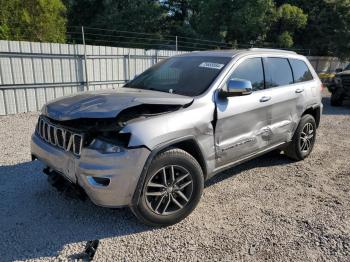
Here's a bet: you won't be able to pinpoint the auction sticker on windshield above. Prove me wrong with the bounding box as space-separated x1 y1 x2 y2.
199 62 225 70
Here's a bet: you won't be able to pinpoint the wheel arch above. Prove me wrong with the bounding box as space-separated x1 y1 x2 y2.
131 136 208 207
302 105 321 128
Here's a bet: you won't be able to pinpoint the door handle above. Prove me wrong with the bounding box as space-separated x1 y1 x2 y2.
295 88 304 93
260 96 271 102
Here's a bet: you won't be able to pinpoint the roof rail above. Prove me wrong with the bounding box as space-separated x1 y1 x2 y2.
249 48 297 54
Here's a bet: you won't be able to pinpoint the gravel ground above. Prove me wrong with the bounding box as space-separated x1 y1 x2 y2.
0 91 349 262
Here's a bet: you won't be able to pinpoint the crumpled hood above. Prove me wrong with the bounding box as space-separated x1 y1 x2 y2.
42 88 193 121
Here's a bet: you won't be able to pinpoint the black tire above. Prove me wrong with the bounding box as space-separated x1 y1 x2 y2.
130 148 204 226
284 114 317 161
331 92 343 106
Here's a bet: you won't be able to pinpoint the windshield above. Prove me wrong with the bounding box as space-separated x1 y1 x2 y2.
124 56 231 96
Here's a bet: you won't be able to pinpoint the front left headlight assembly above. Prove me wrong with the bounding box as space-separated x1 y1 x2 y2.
89 138 125 154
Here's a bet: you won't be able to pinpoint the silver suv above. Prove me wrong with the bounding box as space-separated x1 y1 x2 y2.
31 49 323 226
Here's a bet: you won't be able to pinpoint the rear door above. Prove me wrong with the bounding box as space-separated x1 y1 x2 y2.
215 57 272 166
289 58 315 111
262 57 302 145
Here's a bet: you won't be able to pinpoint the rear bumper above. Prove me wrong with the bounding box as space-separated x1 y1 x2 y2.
31 133 150 207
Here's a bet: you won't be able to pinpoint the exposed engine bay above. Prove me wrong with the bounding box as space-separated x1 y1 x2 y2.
42 104 183 148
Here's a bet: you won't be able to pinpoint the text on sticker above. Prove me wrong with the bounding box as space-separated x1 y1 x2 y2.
199 62 225 70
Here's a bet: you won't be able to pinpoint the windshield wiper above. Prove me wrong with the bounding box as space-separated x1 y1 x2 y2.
148 87 169 93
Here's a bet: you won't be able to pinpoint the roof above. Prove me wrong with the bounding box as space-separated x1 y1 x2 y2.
178 48 298 58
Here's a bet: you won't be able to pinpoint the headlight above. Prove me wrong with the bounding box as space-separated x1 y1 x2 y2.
89 139 125 153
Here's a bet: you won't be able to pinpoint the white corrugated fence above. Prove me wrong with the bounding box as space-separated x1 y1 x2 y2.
0 39 348 115
0 40 185 115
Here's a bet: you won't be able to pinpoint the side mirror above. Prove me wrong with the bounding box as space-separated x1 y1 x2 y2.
335 68 343 73
220 78 253 97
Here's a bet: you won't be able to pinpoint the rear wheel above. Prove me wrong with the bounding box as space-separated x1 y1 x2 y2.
284 114 316 161
131 148 204 226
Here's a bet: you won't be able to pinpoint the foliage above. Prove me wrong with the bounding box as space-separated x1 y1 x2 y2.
269 3 307 48
2 0 350 58
277 4 307 32
66 0 165 33
189 0 276 46
0 0 67 43
161 0 197 38
279 0 350 58
277 31 294 47
326 0 350 59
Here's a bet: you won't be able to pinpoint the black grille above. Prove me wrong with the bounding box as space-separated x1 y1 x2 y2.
44 123 49 141
36 117 83 156
341 75 350 90
56 129 64 148
74 135 82 155
65 131 72 148
49 126 55 144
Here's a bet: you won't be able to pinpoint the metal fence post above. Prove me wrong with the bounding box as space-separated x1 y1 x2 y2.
176 36 178 51
128 52 131 80
82 26 89 91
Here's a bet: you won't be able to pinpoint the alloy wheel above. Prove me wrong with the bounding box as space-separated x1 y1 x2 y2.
144 165 193 215
300 122 314 153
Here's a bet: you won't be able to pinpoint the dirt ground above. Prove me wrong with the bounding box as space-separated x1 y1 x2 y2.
0 91 349 262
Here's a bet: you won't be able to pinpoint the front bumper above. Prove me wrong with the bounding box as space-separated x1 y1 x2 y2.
31 133 150 207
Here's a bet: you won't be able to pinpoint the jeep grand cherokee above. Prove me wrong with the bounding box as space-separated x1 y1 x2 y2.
31 49 323 226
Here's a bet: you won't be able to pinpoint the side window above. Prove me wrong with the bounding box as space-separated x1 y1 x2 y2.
229 58 265 91
289 59 314 83
264 58 294 88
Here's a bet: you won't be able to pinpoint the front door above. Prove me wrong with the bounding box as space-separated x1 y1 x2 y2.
215 57 272 166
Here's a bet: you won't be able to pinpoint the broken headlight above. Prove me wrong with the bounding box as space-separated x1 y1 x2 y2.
89 138 125 154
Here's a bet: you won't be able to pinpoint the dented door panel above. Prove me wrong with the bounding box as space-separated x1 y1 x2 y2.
267 86 299 145
215 91 271 166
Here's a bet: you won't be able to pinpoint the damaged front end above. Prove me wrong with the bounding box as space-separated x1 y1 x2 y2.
38 88 193 152
31 90 191 207
38 103 183 154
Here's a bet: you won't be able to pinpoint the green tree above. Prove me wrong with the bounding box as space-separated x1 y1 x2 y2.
326 0 350 59
0 0 67 43
161 0 197 38
66 0 165 33
190 0 276 46
277 31 294 47
269 4 307 48
65 0 167 47
278 0 350 58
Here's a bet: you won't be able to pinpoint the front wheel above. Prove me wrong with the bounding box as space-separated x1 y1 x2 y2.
284 114 317 161
131 148 204 226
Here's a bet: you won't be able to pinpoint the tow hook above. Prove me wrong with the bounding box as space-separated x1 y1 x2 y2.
43 167 87 200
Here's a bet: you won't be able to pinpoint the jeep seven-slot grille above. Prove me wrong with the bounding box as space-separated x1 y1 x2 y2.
36 117 84 156
341 75 350 90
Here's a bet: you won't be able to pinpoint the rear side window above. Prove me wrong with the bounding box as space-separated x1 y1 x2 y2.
229 58 265 91
264 58 294 88
289 59 313 83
